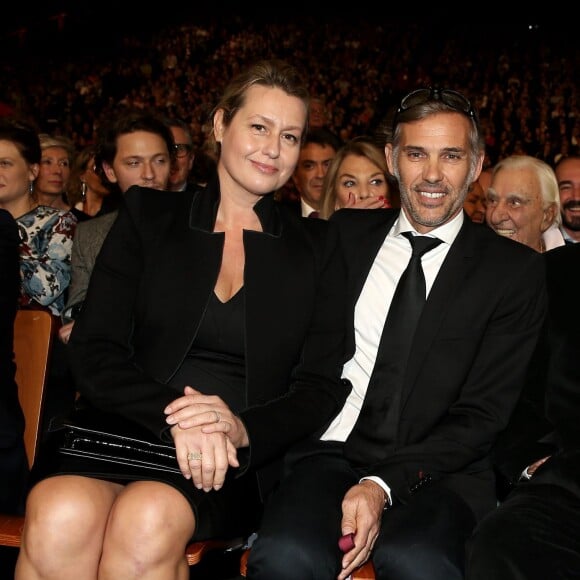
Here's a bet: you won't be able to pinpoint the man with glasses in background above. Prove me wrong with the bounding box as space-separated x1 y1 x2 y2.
247 88 547 580
165 116 196 192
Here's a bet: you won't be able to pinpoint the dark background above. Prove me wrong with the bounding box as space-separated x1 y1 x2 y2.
0 5 566 60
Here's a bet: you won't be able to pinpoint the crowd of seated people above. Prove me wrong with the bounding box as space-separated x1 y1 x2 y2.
0 17 577 169
1 15 579 580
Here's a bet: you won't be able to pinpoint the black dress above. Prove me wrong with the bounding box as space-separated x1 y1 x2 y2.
32 287 263 541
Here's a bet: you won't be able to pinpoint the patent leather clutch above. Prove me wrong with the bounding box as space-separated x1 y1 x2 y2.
54 408 181 474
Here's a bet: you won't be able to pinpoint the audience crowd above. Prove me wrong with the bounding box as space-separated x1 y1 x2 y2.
1 13 579 580
0 17 578 168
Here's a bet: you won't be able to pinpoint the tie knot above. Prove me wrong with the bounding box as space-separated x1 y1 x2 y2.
402 232 443 257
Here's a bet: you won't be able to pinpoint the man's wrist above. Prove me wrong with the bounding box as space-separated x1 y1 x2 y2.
360 476 392 509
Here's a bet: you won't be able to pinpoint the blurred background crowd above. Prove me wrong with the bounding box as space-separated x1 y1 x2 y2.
1 10 578 170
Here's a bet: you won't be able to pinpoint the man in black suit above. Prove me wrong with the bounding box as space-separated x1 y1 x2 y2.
466 242 580 580
247 88 547 580
277 127 342 217
0 208 28 515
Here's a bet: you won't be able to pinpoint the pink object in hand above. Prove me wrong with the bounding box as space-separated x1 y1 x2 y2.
338 533 355 553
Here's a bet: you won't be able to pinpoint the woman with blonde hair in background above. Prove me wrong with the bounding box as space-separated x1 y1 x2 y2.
0 119 77 316
32 133 76 211
319 136 397 219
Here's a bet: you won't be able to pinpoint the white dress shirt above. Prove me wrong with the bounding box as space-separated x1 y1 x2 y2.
300 198 318 218
320 209 464 499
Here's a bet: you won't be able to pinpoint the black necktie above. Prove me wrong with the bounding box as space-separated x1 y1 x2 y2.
309 211 320 219
344 232 443 465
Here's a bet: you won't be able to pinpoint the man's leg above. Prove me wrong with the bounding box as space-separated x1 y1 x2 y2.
466 484 580 580
372 485 476 580
248 443 357 580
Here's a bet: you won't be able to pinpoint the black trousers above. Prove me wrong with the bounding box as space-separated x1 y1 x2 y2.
247 442 476 580
466 483 580 580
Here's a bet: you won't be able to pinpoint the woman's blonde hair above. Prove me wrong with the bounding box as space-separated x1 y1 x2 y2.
207 59 310 158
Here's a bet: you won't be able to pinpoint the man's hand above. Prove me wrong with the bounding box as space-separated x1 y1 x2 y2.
337 480 385 580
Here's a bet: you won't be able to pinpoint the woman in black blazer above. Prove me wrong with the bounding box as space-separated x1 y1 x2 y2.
18 60 350 579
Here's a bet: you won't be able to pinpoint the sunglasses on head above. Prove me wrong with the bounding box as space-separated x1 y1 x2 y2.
392 87 477 132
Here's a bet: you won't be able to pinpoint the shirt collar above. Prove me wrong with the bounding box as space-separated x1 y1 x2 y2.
393 208 464 246
300 198 317 218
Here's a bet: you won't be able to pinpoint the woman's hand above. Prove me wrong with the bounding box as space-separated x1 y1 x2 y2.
341 192 389 210
172 423 238 492
58 321 75 344
165 386 249 448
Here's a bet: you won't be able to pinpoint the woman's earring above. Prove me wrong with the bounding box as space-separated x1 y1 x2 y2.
29 181 34 194
81 181 87 200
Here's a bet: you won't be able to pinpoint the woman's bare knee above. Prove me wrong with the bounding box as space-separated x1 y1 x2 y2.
17 476 121 578
101 482 195 572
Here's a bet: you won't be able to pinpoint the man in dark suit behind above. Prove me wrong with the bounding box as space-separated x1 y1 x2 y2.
466 242 580 580
247 88 547 580
0 208 28 515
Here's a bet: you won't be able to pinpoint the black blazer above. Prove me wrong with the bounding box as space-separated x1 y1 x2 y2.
331 208 547 520
0 208 29 514
491 246 577 494
68 179 351 495
523 243 580 498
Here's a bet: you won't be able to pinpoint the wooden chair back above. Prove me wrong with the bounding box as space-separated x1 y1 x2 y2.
13 309 54 467
0 309 54 549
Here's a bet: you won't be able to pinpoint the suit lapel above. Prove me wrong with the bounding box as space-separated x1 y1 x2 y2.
339 210 398 355
156 188 223 335
348 211 398 309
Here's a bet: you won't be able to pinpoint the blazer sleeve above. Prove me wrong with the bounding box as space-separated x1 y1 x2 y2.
67 194 179 438
239 218 351 469
491 323 557 486
63 221 90 316
545 245 580 450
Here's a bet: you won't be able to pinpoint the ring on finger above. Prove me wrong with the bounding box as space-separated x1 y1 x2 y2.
214 410 221 423
187 451 202 462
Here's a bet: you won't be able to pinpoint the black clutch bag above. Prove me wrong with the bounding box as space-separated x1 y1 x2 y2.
53 408 181 475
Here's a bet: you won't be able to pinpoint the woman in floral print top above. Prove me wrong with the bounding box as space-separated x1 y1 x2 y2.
17 205 77 315
0 118 77 316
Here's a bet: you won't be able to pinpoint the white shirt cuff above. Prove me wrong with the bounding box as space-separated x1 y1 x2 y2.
360 476 392 508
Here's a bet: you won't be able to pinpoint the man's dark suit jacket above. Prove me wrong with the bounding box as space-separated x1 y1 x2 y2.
67 179 351 498
512 243 580 498
64 210 118 316
330 208 547 521
492 244 578 496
